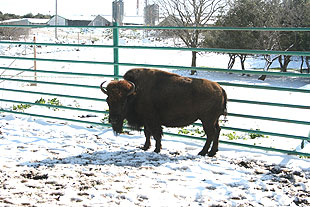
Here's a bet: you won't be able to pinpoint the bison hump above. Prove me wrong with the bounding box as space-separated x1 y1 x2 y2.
176 76 192 83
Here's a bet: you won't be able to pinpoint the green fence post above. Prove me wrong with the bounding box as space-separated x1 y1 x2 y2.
113 22 119 80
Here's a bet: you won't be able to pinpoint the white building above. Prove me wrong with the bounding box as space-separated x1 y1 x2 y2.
89 15 111 26
47 15 68 26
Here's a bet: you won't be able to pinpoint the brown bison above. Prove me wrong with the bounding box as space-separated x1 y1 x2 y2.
100 68 227 157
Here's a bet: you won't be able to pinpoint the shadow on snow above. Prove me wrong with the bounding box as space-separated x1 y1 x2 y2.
20 148 200 168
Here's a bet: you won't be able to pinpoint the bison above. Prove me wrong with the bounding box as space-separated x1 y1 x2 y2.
100 68 227 157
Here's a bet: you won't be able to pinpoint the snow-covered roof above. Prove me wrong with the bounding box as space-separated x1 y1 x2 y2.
97 15 144 25
0 18 49 25
0 18 28 24
26 18 49 24
65 15 96 21
123 16 144 25
0 15 144 26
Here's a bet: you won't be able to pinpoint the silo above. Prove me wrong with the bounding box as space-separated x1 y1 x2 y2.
113 0 124 25
144 3 159 26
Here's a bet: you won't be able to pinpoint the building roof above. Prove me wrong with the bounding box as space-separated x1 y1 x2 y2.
0 18 27 24
0 18 49 25
65 15 95 21
0 15 145 26
123 16 144 25
98 15 144 25
27 18 49 24
49 15 68 20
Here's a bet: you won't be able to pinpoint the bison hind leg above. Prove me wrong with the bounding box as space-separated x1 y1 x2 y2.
198 119 221 157
145 124 163 153
207 123 221 157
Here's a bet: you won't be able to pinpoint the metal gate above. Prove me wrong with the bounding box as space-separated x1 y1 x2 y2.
0 24 309 156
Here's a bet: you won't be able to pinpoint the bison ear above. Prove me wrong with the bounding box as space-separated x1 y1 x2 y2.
100 81 107 94
127 81 135 96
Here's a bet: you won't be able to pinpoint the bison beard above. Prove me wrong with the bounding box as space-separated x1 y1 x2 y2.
100 68 227 157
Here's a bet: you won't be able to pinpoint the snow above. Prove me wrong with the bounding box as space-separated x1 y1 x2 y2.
0 28 309 206
0 115 309 206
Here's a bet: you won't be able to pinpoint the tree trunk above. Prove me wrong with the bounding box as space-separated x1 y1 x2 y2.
259 55 271 81
228 54 236 69
238 54 247 70
191 51 197 75
300 56 304 73
278 55 283 71
283 55 291 72
258 75 266 81
278 55 291 72
259 54 280 81
306 56 310 73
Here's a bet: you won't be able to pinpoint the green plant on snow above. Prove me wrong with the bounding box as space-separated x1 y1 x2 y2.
12 104 31 112
178 128 190 135
299 155 310 159
48 98 61 106
222 131 243 140
100 110 110 124
35 97 62 111
35 98 46 104
248 129 267 139
178 125 205 136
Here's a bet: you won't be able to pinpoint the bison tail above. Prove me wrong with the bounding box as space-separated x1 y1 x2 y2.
222 88 228 118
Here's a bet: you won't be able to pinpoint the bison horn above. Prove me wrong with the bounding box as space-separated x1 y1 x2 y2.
100 81 107 94
127 81 135 96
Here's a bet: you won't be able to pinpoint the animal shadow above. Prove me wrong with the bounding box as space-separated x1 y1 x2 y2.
21 149 199 168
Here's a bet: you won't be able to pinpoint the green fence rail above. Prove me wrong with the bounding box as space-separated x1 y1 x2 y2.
0 24 309 157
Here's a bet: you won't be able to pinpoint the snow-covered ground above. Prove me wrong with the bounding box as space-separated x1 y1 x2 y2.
0 114 309 207
0 28 309 206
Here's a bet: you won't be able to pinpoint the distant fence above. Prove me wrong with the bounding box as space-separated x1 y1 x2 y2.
0 23 309 157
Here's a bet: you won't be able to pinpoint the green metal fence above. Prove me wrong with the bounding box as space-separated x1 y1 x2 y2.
0 24 309 157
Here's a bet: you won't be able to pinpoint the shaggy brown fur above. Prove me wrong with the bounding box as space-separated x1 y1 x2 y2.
101 68 227 157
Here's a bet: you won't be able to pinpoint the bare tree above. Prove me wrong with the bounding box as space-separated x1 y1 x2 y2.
156 0 227 74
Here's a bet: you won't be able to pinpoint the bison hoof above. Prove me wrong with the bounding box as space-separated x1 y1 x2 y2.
198 151 207 156
207 151 217 157
139 145 150 151
154 148 161 153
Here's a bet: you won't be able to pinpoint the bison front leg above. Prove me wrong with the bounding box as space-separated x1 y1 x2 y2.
140 127 151 151
153 135 162 153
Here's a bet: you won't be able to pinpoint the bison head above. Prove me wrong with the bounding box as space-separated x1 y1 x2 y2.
100 80 135 134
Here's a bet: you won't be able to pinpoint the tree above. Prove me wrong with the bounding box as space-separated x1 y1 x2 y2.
28 13 52 19
256 0 284 79
0 12 20 21
156 0 227 74
210 0 310 79
23 13 34 18
281 0 310 73
211 0 275 71
263 0 310 73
